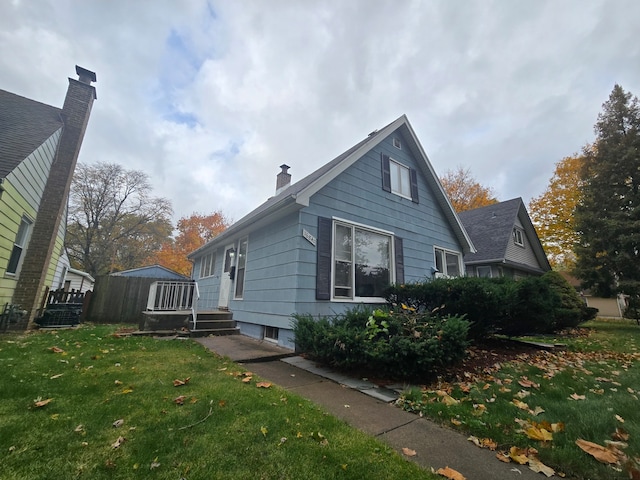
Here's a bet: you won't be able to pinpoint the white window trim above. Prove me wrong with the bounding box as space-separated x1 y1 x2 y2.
433 246 464 277
331 219 395 302
5 215 33 277
264 326 279 343
199 252 216 278
393 137 402 149
389 159 412 200
477 266 492 278
513 227 525 247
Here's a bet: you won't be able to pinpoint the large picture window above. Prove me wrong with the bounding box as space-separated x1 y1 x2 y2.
333 221 392 299
6 217 32 275
434 247 462 277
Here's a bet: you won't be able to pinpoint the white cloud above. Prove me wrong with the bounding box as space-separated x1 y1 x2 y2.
1 0 639 224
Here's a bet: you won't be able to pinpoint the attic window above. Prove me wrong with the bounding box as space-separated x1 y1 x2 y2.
393 137 402 149
513 227 524 247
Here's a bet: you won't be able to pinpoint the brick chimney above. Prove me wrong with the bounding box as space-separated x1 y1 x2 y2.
276 164 291 195
13 66 97 329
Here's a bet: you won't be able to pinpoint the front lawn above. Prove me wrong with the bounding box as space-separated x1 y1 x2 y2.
398 320 640 479
0 325 434 479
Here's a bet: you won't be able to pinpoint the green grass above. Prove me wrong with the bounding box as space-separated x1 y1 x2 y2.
399 320 640 480
0 325 435 480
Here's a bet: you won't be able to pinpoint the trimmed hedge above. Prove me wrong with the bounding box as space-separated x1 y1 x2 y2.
386 273 592 338
292 306 469 380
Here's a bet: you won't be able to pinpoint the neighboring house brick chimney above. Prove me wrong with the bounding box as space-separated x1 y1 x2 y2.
13 66 96 329
276 164 291 195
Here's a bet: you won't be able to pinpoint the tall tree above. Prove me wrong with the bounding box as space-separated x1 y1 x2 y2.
574 85 640 300
66 162 173 276
529 153 585 269
440 166 498 212
151 211 230 276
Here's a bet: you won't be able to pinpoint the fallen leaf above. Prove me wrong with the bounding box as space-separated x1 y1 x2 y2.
242 376 252 383
111 436 126 449
435 466 465 480
509 446 529 465
113 419 124 428
256 382 272 388
49 346 65 353
402 447 417 457
121 387 133 394
529 457 555 477
33 398 52 408
575 439 620 464
218 400 226 408
525 426 553 442
74 424 85 433
612 427 629 442
173 377 191 387
451 418 462 426
50 373 63 379
260 426 268 437
441 394 459 406
114 380 122 385
174 395 186 405
569 393 586 401
150 457 160 469
496 452 511 463
518 378 539 389
615 414 625 423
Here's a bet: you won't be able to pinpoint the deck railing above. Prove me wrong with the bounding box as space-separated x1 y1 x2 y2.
147 281 197 311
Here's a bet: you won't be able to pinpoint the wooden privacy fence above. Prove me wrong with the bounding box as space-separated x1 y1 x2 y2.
86 275 161 325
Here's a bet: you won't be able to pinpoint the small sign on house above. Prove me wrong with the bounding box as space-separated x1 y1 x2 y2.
302 229 316 246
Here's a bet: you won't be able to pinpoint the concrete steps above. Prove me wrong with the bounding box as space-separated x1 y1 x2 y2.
189 310 239 337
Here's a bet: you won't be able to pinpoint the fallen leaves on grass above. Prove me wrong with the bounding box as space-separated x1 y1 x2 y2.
256 381 272 388
435 466 465 480
575 439 619 464
49 346 65 353
111 436 126 449
260 426 268 437
33 397 52 408
112 419 124 428
173 395 186 405
173 377 190 387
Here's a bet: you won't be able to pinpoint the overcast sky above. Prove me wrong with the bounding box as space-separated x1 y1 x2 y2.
2 1 639 224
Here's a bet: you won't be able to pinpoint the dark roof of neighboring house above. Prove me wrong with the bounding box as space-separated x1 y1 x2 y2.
458 197 551 271
189 115 475 258
110 265 190 280
0 89 63 178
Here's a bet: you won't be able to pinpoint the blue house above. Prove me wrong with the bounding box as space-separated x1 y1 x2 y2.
188 115 475 349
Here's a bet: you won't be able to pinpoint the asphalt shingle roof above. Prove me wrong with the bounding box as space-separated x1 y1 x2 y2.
457 198 523 263
0 89 62 178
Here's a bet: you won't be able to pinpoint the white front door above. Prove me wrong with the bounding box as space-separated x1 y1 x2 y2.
218 244 235 309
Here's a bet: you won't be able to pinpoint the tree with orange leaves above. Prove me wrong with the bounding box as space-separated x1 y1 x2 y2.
528 153 585 270
440 166 498 213
151 211 230 276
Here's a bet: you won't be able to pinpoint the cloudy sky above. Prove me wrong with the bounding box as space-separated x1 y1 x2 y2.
2 1 639 224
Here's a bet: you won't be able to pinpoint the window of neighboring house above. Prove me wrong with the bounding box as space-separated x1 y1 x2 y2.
333 221 393 299
264 326 279 342
6 217 32 275
513 227 524 247
434 247 462 277
477 266 492 278
199 252 216 278
234 237 248 298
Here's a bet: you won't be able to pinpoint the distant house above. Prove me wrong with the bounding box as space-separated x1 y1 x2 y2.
64 268 95 294
188 115 475 349
458 197 551 278
0 66 97 328
111 265 190 281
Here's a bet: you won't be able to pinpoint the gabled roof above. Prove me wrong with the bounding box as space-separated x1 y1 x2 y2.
110 264 190 280
0 89 63 178
458 197 551 272
190 115 475 258
67 267 96 284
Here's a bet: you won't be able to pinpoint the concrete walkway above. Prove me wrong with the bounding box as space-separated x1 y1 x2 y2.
195 335 546 480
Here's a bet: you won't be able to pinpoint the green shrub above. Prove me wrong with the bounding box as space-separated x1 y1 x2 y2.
543 270 591 327
292 307 470 381
500 276 559 335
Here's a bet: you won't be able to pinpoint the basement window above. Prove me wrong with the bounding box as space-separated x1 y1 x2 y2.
264 326 279 342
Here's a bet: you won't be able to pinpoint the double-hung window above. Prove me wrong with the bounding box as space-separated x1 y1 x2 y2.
434 247 462 277
199 252 215 278
333 221 393 299
390 160 411 198
6 217 32 275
